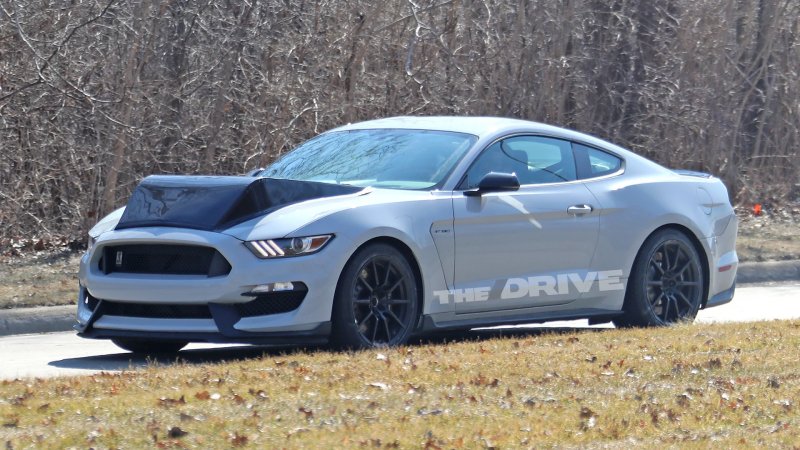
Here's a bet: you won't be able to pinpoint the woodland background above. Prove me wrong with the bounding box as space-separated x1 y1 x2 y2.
0 0 798 240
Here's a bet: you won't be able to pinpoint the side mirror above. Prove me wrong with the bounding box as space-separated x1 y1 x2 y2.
464 172 520 197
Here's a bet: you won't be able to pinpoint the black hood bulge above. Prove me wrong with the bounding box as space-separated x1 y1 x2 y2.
115 175 363 231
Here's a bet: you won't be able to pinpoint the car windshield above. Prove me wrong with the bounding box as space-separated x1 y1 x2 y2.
261 129 477 190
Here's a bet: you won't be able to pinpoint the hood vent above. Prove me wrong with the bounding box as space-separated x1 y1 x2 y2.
115 175 363 231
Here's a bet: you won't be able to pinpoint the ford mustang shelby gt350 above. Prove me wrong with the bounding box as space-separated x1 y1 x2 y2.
76 116 738 352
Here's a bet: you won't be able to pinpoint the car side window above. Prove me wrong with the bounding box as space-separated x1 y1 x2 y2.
573 143 622 179
463 136 577 188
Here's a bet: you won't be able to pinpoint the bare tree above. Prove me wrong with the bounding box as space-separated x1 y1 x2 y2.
0 0 798 241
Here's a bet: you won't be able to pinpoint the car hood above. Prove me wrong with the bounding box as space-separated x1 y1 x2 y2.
91 175 433 241
221 186 433 241
113 175 364 232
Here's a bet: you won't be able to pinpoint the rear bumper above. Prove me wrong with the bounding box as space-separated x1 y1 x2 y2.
705 209 738 308
704 282 735 308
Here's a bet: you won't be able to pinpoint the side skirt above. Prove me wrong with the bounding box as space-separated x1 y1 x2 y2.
419 308 623 332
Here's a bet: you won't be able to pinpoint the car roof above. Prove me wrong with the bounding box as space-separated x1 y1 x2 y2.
327 116 672 179
331 116 567 138
329 116 639 157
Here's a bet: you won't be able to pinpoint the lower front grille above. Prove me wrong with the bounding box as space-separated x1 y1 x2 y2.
235 290 307 317
101 300 212 319
100 244 231 277
88 290 306 322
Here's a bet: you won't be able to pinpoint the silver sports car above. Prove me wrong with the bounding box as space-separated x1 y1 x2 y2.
76 116 738 352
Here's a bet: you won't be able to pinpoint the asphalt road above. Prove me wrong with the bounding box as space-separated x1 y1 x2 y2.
1 282 798 380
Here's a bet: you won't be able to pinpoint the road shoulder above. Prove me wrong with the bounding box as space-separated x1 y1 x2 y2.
0 305 75 336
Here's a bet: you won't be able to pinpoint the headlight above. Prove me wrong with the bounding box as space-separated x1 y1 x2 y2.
245 235 333 259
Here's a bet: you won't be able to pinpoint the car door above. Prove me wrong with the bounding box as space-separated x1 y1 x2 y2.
452 135 600 314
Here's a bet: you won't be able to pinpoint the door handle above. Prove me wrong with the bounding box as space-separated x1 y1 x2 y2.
567 204 593 215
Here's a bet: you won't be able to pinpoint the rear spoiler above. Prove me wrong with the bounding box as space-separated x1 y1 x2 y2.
116 175 363 231
673 169 712 179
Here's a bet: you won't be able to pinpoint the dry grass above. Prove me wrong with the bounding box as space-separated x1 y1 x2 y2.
737 213 800 262
2 321 800 448
0 251 79 309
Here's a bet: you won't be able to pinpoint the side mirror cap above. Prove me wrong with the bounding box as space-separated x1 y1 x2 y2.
463 172 520 196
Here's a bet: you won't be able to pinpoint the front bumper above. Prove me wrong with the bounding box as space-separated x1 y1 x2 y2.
76 321 331 345
77 227 349 342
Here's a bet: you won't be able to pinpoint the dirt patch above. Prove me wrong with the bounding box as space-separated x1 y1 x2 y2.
736 206 800 262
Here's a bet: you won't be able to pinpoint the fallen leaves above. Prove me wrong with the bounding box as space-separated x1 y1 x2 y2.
167 426 188 438
287 427 310 438
179 413 199 422
2 415 19 428
417 408 444 416
470 374 499 387
9 390 33 407
229 432 248 447
157 396 185 408
767 375 781 389
298 407 313 419
773 399 792 412
2 320 800 448
248 388 268 399
579 406 597 430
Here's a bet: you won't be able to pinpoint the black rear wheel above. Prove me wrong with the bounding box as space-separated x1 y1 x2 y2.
112 338 188 354
614 229 704 327
331 243 419 349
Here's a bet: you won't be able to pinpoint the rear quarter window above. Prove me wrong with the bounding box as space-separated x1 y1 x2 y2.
573 143 622 179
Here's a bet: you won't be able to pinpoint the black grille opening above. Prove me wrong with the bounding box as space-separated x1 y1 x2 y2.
100 244 231 277
235 290 307 317
85 293 100 311
101 300 212 319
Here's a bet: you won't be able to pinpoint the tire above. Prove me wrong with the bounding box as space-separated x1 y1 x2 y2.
614 229 705 328
112 338 188 354
331 243 420 349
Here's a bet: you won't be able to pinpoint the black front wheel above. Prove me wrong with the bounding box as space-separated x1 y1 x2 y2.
112 338 188 354
614 229 705 327
331 243 419 349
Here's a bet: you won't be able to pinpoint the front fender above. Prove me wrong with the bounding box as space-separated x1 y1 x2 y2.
289 199 455 317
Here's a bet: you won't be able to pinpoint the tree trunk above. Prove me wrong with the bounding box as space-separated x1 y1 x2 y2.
101 1 153 215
